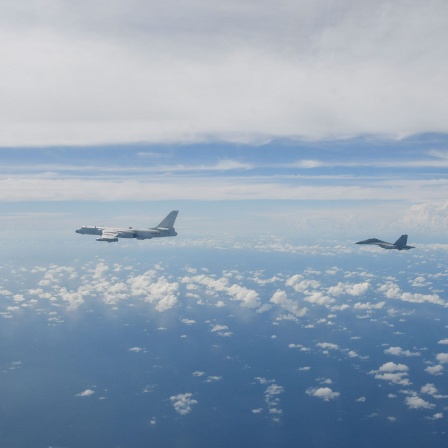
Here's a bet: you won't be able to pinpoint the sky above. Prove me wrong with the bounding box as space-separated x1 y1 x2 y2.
1 0 448 145
2 4 448 446
1 0 448 242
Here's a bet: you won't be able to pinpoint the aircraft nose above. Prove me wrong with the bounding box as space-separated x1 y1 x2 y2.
75 229 81 234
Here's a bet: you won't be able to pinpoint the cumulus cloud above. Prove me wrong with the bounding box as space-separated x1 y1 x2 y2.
400 202 448 234
384 346 420 357
182 274 260 308
427 412 444 420
425 365 444 376
306 387 340 401
328 281 370 297
210 324 232 337
378 282 445 307
316 342 339 350
405 396 435 410
354 301 385 310
419 383 446 398
379 362 409 372
435 353 448 364
128 273 179 311
270 290 307 317
128 347 144 353
370 362 411 386
170 393 198 415
76 389 95 397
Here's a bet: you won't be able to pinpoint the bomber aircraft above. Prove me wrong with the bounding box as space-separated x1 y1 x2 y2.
76 210 178 243
355 234 414 251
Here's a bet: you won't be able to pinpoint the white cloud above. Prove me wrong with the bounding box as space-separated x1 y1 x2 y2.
438 339 448 345
354 301 385 310
182 273 260 308
1 1 448 147
427 412 444 420
76 389 95 397
400 202 448 233
420 383 438 396
128 273 179 312
316 342 339 350
328 282 370 297
170 393 198 415
270 290 307 317
378 282 445 307
181 318 196 325
425 365 444 376
436 353 448 364
384 346 420 357
210 323 232 337
378 362 409 372
128 347 144 353
205 376 222 383
370 362 411 386
405 396 435 410
306 387 340 401
286 275 321 293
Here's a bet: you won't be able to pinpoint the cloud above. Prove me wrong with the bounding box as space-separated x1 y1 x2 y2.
404 396 435 410
378 282 446 307
384 346 420 357
1 1 448 146
435 353 448 364
316 342 339 350
170 393 198 415
419 383 447 398
306 387 340 401
128 347 144 353
210 324 232 337
354 301 385 310
427 412 444 420
400 202 448 232
204 376 222 383
270 290 307 317
378 362 409 372
328 282 370 297
425 365 444 376
76 389 95 397
182 274 260 308
128 273 179 312
370 362 411 386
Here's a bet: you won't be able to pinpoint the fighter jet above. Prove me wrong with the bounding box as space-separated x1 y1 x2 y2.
75 210 178 243
355 234 414 251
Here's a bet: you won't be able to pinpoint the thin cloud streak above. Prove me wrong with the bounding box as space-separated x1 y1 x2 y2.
2 177 448 202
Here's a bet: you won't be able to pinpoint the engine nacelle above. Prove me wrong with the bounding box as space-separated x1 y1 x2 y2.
96 237 118 242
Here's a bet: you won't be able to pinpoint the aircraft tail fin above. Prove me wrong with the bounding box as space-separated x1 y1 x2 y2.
156 210 179 229
394 234 408 246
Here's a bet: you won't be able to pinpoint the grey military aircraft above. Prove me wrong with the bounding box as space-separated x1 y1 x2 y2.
355 234 414 251
75 210 178 242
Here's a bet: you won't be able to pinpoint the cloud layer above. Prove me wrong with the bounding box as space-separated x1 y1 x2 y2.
1 0 448 145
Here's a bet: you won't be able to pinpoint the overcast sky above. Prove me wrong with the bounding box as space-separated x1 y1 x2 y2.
1 1 448 241
1 0 448 146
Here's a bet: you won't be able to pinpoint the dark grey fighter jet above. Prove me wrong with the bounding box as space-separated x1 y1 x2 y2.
355 234 414 251
76 210 178 243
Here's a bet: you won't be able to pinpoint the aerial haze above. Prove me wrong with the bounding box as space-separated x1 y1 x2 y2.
1 1 448 447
